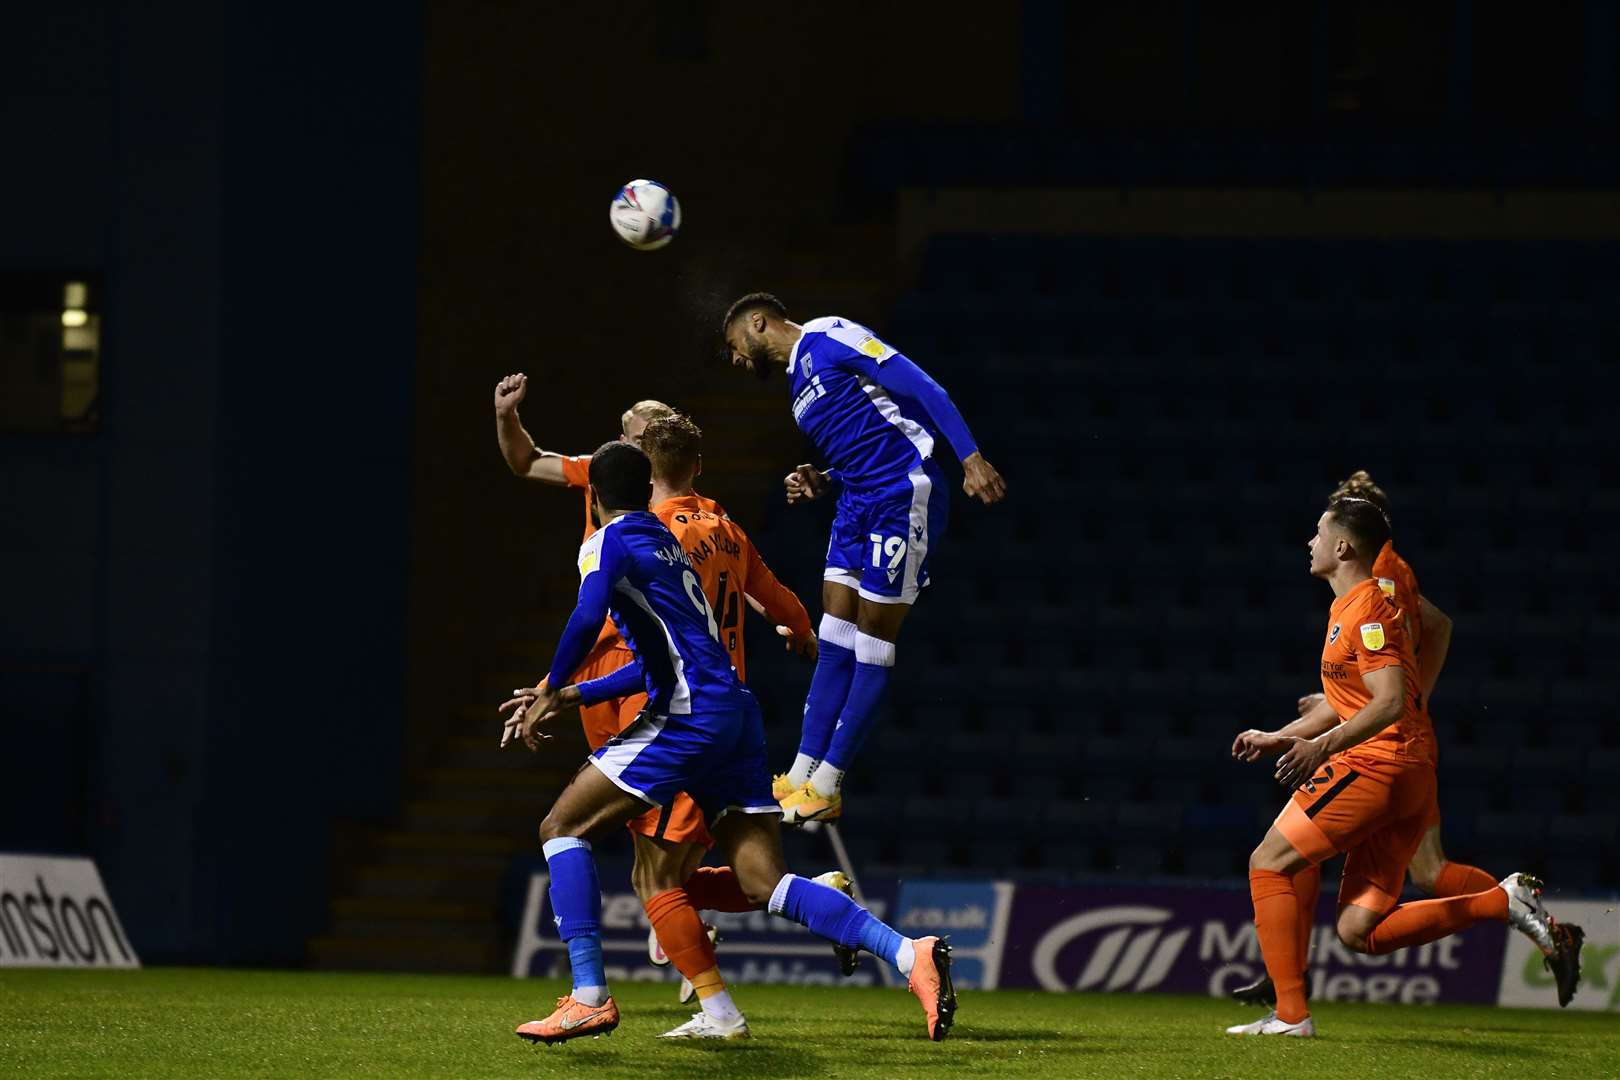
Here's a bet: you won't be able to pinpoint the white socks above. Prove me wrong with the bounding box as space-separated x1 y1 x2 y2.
809 760 845 795
572 985 607 1007
895 939 916 976
788 752 818 786
699 989 743 1024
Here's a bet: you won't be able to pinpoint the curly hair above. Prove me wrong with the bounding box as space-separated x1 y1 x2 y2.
721 291 788 333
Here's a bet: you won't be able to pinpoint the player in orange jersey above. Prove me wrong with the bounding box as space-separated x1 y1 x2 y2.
1225 498 1579 1036
494 381 833 1037
1230 472 1584 1009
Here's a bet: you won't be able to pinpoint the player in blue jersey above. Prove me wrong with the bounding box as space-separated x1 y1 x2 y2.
722 293 1006 823
500 441 957 1045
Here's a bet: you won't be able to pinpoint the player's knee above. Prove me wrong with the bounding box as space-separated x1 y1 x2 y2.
537 810 575 846
1408 860 1440 896
1336 925 1372 953
1248 845 1282 873
630 861 683 902
731 863 784 908
1335 912 1374 953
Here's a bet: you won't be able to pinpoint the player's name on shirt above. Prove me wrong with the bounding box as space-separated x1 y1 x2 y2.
685 530 740 569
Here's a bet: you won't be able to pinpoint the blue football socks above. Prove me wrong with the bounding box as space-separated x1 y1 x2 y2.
543 837 607 1003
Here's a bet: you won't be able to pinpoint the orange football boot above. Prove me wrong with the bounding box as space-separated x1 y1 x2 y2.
906 936 957 1041
514 996 620 1045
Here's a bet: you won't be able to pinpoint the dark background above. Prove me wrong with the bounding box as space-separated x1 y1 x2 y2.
3 1 1615 970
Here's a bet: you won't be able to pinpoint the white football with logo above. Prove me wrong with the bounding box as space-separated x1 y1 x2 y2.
609 179 681 250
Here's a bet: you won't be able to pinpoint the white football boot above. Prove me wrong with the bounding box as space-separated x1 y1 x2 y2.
647 924 670 968
657 1011 751 1040
1500 873 1557 955
1225 1011 1316 1037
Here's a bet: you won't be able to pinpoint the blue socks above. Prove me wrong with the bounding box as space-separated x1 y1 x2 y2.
769 874 909 974
543 837 606 1000
795 615 858 766
821 633 896 774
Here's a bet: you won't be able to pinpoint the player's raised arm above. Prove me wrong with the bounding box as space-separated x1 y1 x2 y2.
494 373 572 484
830 337 1006 505
1416 595 1453 705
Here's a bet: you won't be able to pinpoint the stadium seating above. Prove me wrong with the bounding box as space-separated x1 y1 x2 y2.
754 235 1619 893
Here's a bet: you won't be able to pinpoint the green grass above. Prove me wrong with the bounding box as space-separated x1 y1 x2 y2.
1 969 1615 1079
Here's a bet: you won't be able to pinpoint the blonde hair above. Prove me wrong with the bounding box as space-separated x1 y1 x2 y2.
621 399 675 435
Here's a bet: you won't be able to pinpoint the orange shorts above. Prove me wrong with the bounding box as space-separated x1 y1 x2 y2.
1273 753 1436 915
627 792 714 848
571 648 712 849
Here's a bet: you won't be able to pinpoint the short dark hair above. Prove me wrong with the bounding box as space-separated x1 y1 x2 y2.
641 413 702 483
1331 469 1392 522
1325 495 1392 559
721 291 787 333
588 441 652 512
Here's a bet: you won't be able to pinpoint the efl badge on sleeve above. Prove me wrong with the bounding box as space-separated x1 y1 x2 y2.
856 335 890 361
578 550 598 579
1359 622 1386 650
1378 577 1396 598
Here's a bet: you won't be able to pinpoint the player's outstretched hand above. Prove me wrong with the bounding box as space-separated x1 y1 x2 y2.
961 452 1006 506
1296 692 1325 717
1231 728 1288 762
495 373 528 417
1274 736 1329 790
784 464 830 504
498 683 542 749
777 624 819 661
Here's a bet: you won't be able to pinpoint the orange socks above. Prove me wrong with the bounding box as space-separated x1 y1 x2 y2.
1363 887 1507 955
682 866 757 912
1292 863 1320 974
1249 868 1309 1023
643 888 719 982
1432 860 1497 898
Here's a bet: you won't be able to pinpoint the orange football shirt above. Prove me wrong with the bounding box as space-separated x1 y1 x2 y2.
1320 577 1433 767
1371 540 1424 652
654 494 812 683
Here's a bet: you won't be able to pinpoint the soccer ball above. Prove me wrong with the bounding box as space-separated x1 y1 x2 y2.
609 179 681 250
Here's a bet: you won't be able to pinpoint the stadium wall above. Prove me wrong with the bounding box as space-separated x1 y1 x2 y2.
507 863 1620 1011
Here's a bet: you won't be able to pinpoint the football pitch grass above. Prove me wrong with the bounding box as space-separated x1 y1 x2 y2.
2 969 1614 1079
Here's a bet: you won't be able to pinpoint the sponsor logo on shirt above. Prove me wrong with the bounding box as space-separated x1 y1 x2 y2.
791 375 827 422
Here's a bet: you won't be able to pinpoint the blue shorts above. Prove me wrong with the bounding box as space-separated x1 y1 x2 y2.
824 459 949 605
589 696 780 822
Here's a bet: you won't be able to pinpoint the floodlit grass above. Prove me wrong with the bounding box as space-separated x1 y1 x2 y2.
2 968 1615 1079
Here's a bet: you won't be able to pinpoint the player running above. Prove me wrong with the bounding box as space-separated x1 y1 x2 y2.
722 293 1006 824
1230 472 1583 1009
1226 497 1580 1037
501 442 956 1045
493 381 836 1035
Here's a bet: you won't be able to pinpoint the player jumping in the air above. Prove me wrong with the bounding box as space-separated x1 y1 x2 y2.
501 442 956 1045
1226 497 1581 1037
722 294 1006 823
493 381 843 1035
1230 472 1584 1009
